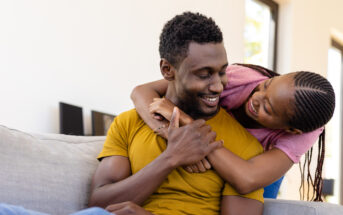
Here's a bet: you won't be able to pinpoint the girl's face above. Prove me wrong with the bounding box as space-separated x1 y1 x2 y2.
244 73 296 130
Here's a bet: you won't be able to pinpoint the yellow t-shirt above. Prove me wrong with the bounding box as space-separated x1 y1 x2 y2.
98 108 264 215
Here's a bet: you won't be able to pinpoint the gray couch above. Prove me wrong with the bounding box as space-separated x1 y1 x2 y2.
1 125 342 215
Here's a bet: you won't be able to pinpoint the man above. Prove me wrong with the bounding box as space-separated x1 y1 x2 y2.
89 12 264 215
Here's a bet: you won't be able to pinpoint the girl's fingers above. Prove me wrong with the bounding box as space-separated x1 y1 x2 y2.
201 158 212 170
196 161 207 172
184 166 193 173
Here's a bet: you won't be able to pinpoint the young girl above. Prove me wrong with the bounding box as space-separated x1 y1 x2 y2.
130 64 335 201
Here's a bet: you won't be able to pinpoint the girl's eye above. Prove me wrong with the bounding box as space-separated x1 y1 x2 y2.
263 102 271 115
264 105 270 114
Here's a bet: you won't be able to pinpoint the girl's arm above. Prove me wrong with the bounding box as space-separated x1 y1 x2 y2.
148 98 294 193
130 79 169 133
131 80 193 133
149 98 193 125
208 147 293 194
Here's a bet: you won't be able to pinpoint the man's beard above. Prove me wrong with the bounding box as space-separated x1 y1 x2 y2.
176 94 219 120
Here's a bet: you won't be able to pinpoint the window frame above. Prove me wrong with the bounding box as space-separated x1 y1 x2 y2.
245 0 279 71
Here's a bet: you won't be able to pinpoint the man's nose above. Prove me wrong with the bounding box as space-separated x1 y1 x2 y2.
209 74 224 93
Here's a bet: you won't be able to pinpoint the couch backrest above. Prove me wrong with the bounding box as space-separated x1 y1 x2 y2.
0 125 106 215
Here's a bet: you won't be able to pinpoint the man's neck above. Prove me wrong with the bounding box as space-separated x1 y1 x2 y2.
165 83 183 112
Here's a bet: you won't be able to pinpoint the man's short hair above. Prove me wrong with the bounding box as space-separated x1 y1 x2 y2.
159 12 223 68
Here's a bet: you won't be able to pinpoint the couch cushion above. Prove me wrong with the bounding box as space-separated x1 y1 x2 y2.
0 125 106 215
264 199 343 215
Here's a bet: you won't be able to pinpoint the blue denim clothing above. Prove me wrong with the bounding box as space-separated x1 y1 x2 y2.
0 204 48 215
263 176 284 198
0 204 112 215
70 207 112 215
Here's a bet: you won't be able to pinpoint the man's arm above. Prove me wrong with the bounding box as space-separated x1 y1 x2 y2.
106 201 153 215
88 107 222 208
221 196 263 215
88 154 176 208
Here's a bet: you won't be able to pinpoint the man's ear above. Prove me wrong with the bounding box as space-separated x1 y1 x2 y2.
160 58 175 81
285 127 303 135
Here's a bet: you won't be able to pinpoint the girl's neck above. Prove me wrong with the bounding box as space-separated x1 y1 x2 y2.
231 105 264 129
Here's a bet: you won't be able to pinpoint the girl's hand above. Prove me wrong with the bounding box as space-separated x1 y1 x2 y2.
153 121 169 139
149 98 175 121
184 158 212 173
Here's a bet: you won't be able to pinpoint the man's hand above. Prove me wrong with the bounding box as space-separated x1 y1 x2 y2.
106 201 153 215
164 107 223 167
150 100 214 172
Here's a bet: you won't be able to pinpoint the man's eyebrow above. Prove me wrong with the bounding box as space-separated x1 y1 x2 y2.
192 67 212 73
191 63 228 73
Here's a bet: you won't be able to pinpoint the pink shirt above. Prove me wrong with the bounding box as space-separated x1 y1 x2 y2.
220 65 323 163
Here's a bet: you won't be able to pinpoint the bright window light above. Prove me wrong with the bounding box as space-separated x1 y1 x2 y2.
325 45 342 204
244 0 277 70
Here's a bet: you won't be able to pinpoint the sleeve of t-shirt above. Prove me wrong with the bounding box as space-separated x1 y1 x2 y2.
97 112 131 160
222 137 265 203
274 127 324 163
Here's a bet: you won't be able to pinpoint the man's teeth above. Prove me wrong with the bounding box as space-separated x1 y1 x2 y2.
206 97 218 102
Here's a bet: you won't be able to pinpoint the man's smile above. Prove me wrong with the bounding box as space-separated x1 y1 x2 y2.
200 95 220 107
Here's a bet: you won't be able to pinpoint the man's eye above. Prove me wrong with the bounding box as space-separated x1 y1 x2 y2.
198 74 210 79
219 71 226 76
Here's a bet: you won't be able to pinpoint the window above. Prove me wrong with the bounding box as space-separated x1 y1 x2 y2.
325 39 343 204
244 0 278 70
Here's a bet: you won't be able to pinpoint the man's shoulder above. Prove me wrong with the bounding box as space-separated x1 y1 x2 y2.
208 108 263 156
115 108 144 122
207 108 237 125
113 109 145 130
206 108 245 134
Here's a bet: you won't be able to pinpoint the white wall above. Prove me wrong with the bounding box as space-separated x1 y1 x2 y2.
0 0 245 134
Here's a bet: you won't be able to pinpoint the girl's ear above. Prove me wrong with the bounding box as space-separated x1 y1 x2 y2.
160 59 175 81
285 127 303 135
